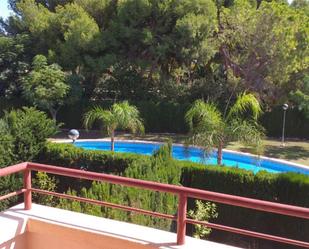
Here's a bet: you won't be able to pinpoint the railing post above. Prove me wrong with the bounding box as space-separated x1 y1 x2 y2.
177 193 187 245
24 169 32 210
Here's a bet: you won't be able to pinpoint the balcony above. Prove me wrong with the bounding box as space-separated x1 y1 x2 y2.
0 203 241 249
0 162 308 249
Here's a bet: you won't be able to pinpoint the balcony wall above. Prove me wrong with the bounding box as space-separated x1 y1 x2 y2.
0 203 241 249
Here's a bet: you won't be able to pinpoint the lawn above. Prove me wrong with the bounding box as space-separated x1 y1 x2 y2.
226 140 309 166
52 130 309 166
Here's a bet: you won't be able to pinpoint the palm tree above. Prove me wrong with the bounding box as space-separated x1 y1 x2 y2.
83 101 144 151
185 93 264 165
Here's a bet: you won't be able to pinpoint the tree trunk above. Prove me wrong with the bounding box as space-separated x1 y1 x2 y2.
49 108 58 122
111 130 115 151
217 141 223 165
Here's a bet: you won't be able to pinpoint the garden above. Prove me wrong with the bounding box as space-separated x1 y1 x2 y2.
0 0 309 248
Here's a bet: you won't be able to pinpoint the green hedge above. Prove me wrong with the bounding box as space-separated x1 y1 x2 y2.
3 97 309 138
56 100 190 133
36 142 181 231
181 165 309 248
37 143 309 248
261 106 309 139
37 142 143 174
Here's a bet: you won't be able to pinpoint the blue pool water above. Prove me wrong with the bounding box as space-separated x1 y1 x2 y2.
74 141 309 175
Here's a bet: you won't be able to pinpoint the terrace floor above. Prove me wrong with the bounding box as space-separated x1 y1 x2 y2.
0 203 241 249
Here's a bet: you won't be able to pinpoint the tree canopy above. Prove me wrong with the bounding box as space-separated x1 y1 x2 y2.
21 54 70 121
0 0 308 127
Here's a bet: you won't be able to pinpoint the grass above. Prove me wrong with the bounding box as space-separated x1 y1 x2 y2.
226 140 309 165
52 130 309 166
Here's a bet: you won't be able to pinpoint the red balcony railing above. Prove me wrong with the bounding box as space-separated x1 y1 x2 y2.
0 162 309 247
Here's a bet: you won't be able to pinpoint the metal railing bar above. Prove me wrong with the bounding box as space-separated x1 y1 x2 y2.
0 162 27 177
0 162 308 247
28 162 309 219
31 188 177 220
0 189 26 201
186 218 309 248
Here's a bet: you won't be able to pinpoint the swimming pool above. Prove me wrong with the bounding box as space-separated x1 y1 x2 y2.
74 140 309 175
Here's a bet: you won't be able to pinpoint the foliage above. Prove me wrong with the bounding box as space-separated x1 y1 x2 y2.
185 93 264 164
1 107 59 162
1 0 308 118
95 63 155 101
50 142 182 231
153 139 173 161
0 34 31 98
181 164 309 248
219 0 309 103
1 0 308 136
13 0 220 98
83 101 144 151
33 172 58 206
0 120 14 167
37 142 143 177
290 74 309 118
0 175 22 211
0 107 57 211
188 200 218 239
21 54 69 121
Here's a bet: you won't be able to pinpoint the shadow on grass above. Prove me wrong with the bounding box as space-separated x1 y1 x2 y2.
264 145 309 161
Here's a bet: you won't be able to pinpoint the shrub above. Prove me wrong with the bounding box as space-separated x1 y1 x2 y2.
0 120 14 167
180 164 309 248
45 142 182 231
188 200 218 239
3 107 59 162
33 172 58 206
0 107 58 211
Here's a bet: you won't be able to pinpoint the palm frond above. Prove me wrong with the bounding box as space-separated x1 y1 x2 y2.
185 100 223 133
229 119 265 155
83 106 114 132
185 100 223 152
227 93 262 121
111 101 144 134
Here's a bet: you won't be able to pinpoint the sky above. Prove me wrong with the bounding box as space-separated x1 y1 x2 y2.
0 0 11 19
0 0 295 19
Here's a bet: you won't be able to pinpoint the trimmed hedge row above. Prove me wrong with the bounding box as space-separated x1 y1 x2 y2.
56 101 309 138
37 143 309 248
181 165 309 248
2 97 309 138
36 142 150 192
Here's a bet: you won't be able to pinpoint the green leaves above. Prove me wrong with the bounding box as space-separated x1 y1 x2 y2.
227 92 262 121
22 54 69 120
219 0 309 102
0 34 30 97
83 101 144 145
185 100 223 134
1 107 59 162
185 93 264 164
188 200 218 239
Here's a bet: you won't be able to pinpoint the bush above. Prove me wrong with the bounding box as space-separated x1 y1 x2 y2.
181 164 309 248
3 107 59 162
0 120 14 167
38 142 181 231
0 107 58 211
